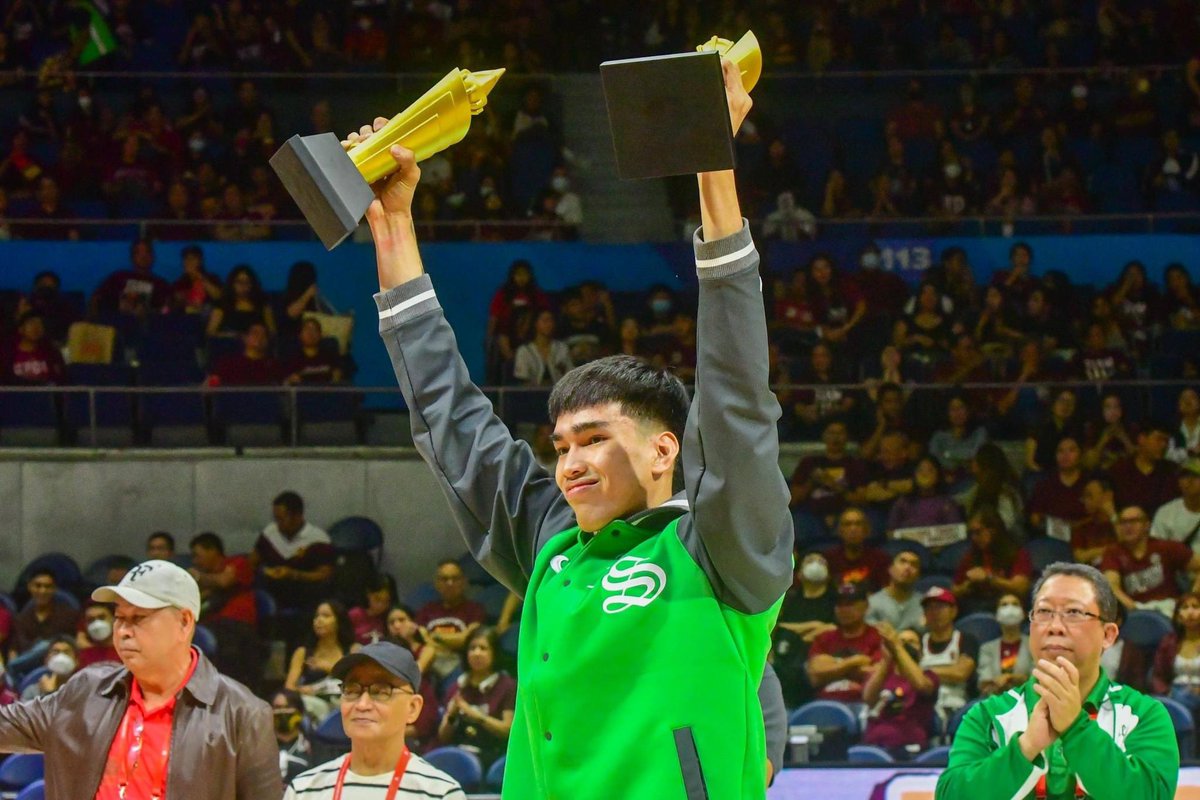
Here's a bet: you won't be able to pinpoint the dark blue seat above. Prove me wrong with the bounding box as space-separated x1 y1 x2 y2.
0 391 59 429
193 624 218 658
931 540 970 577
83 554 137 590
423 747 483 792
63 364 134 431
328 517 383 562
485 754 506 790
15 779 45 800
1154 694 1196 758
882 539 931 569
15 553 83 596
403 582 438 610
847 744 894 763
211 391 284 426
138 362 207 429
1022 538 1073 575
296 391 358 424
141 314 205 363
1122 611 1173 650
0 753 44 791
477 583 511 623
788 700 859 738
947 699 982 740
956 612 1002 644
915 575 953 594
914 744 951 765
312 710 350 746
16 667 50 696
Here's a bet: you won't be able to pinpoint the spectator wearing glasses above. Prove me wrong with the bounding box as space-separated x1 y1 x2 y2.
284 641 467 799
415 561 487 681
1101 505 1200 618
937 563 1178 799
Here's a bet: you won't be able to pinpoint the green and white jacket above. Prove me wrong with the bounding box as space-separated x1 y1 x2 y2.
936 672 1179 799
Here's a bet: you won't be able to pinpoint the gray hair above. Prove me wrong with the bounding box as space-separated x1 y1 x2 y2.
1031 562 1119 623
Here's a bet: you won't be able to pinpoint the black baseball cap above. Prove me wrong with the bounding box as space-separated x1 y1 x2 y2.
331 641 421 691
834 582 869 604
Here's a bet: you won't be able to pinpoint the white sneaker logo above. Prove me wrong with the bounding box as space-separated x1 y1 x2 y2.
601 557 667 614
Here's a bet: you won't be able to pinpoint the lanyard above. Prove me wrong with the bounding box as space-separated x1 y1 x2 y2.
117 704 168 800
1033 710 1098 799
331 747 411 800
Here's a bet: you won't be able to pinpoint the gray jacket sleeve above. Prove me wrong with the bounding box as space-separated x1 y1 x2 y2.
238 697 284 799
375 275 575 595
677 221 795 615
759 661 787 785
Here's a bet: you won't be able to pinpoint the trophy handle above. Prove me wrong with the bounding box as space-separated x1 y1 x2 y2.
697 30 761 93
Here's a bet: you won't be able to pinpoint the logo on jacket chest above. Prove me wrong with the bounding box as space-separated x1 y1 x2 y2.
600 556 667 614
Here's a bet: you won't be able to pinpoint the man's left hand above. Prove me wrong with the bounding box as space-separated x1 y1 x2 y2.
720 58 752 137
1032 656 1083 733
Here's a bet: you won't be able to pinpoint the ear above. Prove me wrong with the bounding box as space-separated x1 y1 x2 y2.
406 691 425 725
1101 621 1119 650
650 430 680 481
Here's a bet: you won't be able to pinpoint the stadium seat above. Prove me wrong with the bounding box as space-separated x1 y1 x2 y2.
14 780 44 800
0 754 44 792
83 555 137 590
423 747 483 792
946 699 982 740
914 744 951 765
485 754 506 790
847 744 894 763
1022 538 1073 575
955 612 1002 644
63 364 135 443
1122 611 1173 650
788 700 860 738
0 593 15 615
312 710 350 746
477 583 511 623
254 589 278 622
403 582 439 611
915 575 953 594
327 517 384 564
193 624 218 658
931 541 970 577
499 625 520 658
1155 695 1196 758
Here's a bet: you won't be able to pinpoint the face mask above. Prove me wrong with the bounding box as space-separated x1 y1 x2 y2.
801 560 829 583
651 298 672 314
861 252 880 269
944 163 962 180
551 176 569 193
87 618 112 641
274 711 302 736
47 652 76 677
996 604 1024 627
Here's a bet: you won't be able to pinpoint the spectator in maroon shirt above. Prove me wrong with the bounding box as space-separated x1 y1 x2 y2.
437 626 516 770
823 507 891 590
250 490 335 644
22 270 79 346
862 623 938 759
283 318 343 385
789 419 868 533
90 237 172 318
189 531 260 689
806 582 884 704
795 342 857 436
952 507 1033 617
171 244 222 315
808 253 866 347
1074 476 1118 566
15 176 77 241
850 431 915 522
348 573 393 646
1029 436 1090 533
2 312 64 386
860 383 916 461
1109 422 1179 516
9 569 79 659
486 259 550 382
75 603 118 668
654 312 696 383
1107 260 1161 356
887 455 963 532
1083 392 1138 471
1024 387 1085 474
1102 505 1200 618
417 560 488 680
990 241 1038 307
208 322 283 386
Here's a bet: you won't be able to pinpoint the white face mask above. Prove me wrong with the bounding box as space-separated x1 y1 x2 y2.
550 175 569 193
801 560 829 584
87 618 113 641
996 604 1024 627
944 162 962 180
47 652 76 677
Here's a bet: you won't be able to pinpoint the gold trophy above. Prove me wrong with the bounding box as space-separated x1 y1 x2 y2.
696 31 761 93
270 67 505 249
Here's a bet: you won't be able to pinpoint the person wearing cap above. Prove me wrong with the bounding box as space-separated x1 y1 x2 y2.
919 585 978 724
807 582 884 703
285 642 467 800
0 559 281 799
1150 457 1200 553
346 57 790 800
936 562 1178 799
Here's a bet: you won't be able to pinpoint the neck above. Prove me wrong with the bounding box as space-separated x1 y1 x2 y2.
802 580 826 597
469 667 494 683
841 622 865 637
929 625 952 641
1077 665 1101 704
135 647 192 706
302 344 318 357
1183 626 1200 642
1129 538 1148 558
350 736 407 776
844 542 863 558
1001 626 1022 642
887 583 912 601
1135 453 1155 470
1060 467 1080 483
316 633 339 649
1186 495 1200 512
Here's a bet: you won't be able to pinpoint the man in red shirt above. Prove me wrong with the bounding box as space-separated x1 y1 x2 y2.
189 532 262 691
822 507 891 590
90 237 172 318
789 420 869 533
1102 505 1200 618
2 312 65 386
806 582 884 703
1073 476 1118 565
1108 423 1179 517
416 560 487 680
209 322 284 386
1029 436 1090 532
0 559 279 798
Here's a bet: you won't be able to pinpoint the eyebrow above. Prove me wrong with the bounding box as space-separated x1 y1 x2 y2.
548 420 611 442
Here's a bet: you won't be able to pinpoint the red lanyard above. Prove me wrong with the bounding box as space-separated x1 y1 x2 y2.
117 704 168 800
331 747 411 800
1033 710 1098 799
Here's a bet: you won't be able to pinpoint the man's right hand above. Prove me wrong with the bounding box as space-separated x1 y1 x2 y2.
1018 698 1057 762
342 118 422 222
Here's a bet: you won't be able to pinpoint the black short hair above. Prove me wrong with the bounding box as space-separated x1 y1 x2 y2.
273 688 304 712
28 568 56 585
273 491 304 515
147 531 175 551
189 531 225 555
1031 562 1119 623
32 270 59 287
182 244 203 259
1085 475 1114 494
1010 241 1033 260
547 355 689 444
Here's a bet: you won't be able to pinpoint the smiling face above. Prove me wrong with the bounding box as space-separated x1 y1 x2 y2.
551 402 678 532
339 662 422 746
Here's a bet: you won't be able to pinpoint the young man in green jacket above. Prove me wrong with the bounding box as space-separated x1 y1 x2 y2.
345 58 793 800
937 562 1179 799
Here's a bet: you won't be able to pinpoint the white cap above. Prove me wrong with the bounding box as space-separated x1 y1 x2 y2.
91 560 201 617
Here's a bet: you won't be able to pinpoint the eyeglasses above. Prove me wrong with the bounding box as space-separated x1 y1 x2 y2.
1029 607 1106 626
340 682 413 702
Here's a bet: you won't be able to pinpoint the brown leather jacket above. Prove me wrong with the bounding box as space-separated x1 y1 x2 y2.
0 648 281 799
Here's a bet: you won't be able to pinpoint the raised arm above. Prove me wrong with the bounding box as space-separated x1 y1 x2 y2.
676 59 794 617
356 123 574 595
